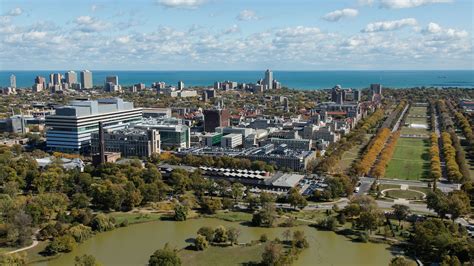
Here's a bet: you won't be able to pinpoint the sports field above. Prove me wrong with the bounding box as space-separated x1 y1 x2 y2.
385 138 430 180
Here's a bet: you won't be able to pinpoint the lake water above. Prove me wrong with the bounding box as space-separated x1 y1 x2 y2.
33 218 394 266
1 70 473 89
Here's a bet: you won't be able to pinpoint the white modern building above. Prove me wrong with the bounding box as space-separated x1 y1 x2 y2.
221 133 243 148
80 70 93 89
45 98 143 153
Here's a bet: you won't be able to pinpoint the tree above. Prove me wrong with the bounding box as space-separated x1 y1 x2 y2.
231 183 245 203
67 224 93 243
359 209 382 233
282 229 291 242
292 230 309 249
252 203 277 227
287 188 307 210
197 226 214 242
227 227 240 245
261 242 284 266
90 214 115 232
148 243 181 266
392 204 410 226
389 256 416 266
70 193 91 209
173 204 188 221
213 225 228 243
74 254 100 266
447 191 470 220
194 234 208 251
44 235 77 255
0 252 27 266
201 198 222 214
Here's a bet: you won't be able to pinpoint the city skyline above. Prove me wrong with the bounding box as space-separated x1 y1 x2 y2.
0 0 473 70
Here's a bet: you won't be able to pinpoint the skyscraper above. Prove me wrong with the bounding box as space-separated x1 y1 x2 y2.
51 73 62 85
65 71 77 85
264 69 273 90
80 70 93 89
106 75 119 85
178 81 184 90
10 74 16 88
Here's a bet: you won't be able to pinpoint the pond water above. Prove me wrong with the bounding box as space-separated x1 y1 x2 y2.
33 218 394 266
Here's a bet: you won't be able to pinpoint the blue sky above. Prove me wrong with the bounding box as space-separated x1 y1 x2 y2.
0 0 472 70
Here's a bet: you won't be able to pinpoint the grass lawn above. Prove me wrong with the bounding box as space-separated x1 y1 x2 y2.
408 106 428 116
404 116 428 125
337 135 370 172
205 211 253 222
179 244 265 266
384 138 430 180
384 189 425 200
108 212 163 225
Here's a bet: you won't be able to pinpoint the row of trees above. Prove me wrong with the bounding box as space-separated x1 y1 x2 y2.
353 128 391 176
441 132 464 182
316 108 385 174
371 131 401 178
429 133 442 184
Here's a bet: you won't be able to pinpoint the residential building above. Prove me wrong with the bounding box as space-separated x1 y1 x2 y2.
80 70 93 89
65 71 77 85
45 98 143 153
10 74 16 88
204 109 230 132
264 69 273 90
178 81 184 90
106 75 119 85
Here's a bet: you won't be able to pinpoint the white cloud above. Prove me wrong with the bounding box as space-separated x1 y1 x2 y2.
7 7 23 16
91 5 99 12
116 35 130 44
422 22 469 40
379 0 452 9
236 10 259 21
74 16 110 32
223 24 240 35
322 8 358 22
156 0 205 9
362 18 417 32
358 0 375 6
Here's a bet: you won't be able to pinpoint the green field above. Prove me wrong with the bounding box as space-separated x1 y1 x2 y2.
337 135 370 172
407 106 428 116
385 138 430 180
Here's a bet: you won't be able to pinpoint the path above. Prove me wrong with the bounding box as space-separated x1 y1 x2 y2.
7 229 40 254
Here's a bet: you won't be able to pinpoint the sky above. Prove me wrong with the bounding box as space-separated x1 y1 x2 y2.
0 0 473 70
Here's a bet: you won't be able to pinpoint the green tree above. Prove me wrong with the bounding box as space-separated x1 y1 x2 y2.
194 234 209 251
252 203 277 227
148 243 181 266
197 226 214 242
90 214 115 232
261 242 284 266
213 225 228 243
44 235 76 255
173 204 188 221
292 230 309 249
392 204 410 226
201 198 222 214
389 256 416 266
227 227 240 245
231 183 245 203
74 254 101 266
287 188 307 210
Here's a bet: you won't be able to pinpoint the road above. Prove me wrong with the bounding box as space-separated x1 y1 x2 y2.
358 177 460 193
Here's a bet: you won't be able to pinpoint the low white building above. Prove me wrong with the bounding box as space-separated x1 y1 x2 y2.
221 133 242 148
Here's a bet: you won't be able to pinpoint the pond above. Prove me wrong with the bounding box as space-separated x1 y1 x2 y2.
33 218 395 266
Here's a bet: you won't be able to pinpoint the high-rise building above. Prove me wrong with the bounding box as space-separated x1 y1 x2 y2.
35 76 46 87
50 73 62 85
204 109 230 132
178 81 184 90
65 71 77 85
106 75 119 85
264 69 273 90
370 84 382 95
80 70 93 89
331 85 345 104
91 128 160 158
45 98 143 153
10 74 16 88
354 89 362 102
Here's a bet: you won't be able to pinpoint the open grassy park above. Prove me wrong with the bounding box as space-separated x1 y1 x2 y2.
385 138 430 180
